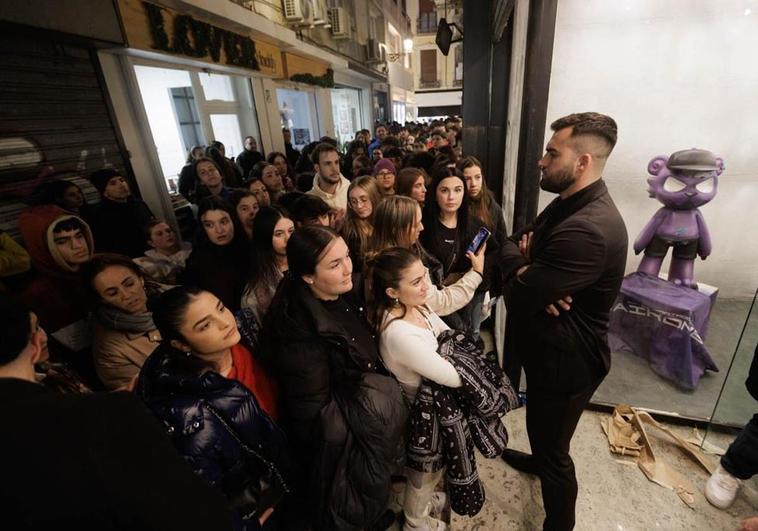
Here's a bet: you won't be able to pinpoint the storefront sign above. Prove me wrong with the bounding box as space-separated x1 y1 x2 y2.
118 0 283 77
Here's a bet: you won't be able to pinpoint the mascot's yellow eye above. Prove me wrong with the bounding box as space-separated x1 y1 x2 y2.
663 177 687 193
696 177 714 194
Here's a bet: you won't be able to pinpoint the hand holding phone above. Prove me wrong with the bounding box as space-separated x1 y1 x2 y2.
467 227 491 255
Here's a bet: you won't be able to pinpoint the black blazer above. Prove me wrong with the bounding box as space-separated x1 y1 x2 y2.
0 378 232 530
500 179 628 384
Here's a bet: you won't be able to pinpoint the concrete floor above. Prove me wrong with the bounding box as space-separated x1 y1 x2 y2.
593 298 758 425
450 407 758 530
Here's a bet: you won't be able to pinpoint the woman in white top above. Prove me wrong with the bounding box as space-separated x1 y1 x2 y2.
368 245 485 531
366 195 483 317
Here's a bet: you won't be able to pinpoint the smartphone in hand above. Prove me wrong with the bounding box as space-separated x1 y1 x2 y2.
467 227 491 255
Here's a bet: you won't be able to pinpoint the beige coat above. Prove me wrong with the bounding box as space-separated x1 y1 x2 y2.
93 322 161 390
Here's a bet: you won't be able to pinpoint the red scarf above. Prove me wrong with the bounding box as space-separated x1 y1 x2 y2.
228 344 279 420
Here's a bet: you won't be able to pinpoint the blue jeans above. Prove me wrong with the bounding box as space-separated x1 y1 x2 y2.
441 291 485 341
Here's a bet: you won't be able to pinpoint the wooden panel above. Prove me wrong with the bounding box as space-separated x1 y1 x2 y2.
282 52 329 79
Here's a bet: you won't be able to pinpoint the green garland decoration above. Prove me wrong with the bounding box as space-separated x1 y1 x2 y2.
142 0 259 70
290 68 335 88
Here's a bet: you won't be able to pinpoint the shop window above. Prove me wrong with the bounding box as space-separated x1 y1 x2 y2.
170 87 203 152
134 64 260 189
134 65 197 187
209 114 243 159
331 88 363 150
540 0 758 426
199 72 235 102
277 88 317 150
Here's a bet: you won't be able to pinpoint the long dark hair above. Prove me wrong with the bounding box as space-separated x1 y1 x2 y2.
366 247 420 333
251 161 274 181
267 151 292 179
195 196 246 252
420 165 470 273
457 156 493 230
286 225 340 282
245 206 290 309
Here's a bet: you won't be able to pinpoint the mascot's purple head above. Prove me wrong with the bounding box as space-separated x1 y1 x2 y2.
646 148 724 210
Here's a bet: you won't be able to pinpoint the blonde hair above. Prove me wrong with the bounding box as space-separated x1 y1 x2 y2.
367 195 420 260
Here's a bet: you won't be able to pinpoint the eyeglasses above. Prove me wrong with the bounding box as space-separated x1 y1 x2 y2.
349 197 370 206
376 171 394 178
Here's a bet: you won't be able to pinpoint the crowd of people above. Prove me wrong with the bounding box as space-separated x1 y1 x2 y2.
0 112 687 531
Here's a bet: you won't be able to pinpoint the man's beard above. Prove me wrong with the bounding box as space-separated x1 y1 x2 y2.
539 167 576 193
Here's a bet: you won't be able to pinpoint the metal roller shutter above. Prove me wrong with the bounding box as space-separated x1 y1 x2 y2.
0 31 131 240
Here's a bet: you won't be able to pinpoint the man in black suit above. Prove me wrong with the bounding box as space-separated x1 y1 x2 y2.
500 112 628 530
0 295 233 531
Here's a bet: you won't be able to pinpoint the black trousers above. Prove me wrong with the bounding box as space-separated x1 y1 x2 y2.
524 348 605 531
721 413 758 480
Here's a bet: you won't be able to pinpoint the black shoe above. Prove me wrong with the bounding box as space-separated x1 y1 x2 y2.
502 449 539 475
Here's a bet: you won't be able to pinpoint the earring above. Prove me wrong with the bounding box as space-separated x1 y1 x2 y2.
393 298 399 306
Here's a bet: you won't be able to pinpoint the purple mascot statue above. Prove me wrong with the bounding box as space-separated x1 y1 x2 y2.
634 148 724 288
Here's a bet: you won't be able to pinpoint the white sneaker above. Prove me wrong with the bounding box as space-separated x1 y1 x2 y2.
705 464 741 509
429 492 448 518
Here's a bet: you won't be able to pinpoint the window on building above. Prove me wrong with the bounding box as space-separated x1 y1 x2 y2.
418 0 437 34
420 49 438 88
170 87 203 152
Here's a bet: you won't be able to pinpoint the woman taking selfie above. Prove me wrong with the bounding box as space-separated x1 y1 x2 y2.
136 286 285 530
368 247 464 531
340 175 381 271
261 226 407 530
83 253 165 390
368 195 484 318
241 206 294 324
368 247 517 528
182 197 248 313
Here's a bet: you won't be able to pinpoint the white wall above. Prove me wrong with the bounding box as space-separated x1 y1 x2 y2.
543 0 758 299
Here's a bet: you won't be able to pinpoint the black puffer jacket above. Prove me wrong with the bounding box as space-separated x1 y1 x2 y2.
135 345 291 530
261 276 408 530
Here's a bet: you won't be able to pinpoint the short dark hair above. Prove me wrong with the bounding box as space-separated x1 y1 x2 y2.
550 112 618 156
52 217 85 235
290 194 330 224
0 295 32 366
277 191 305 212
310 142 339 165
